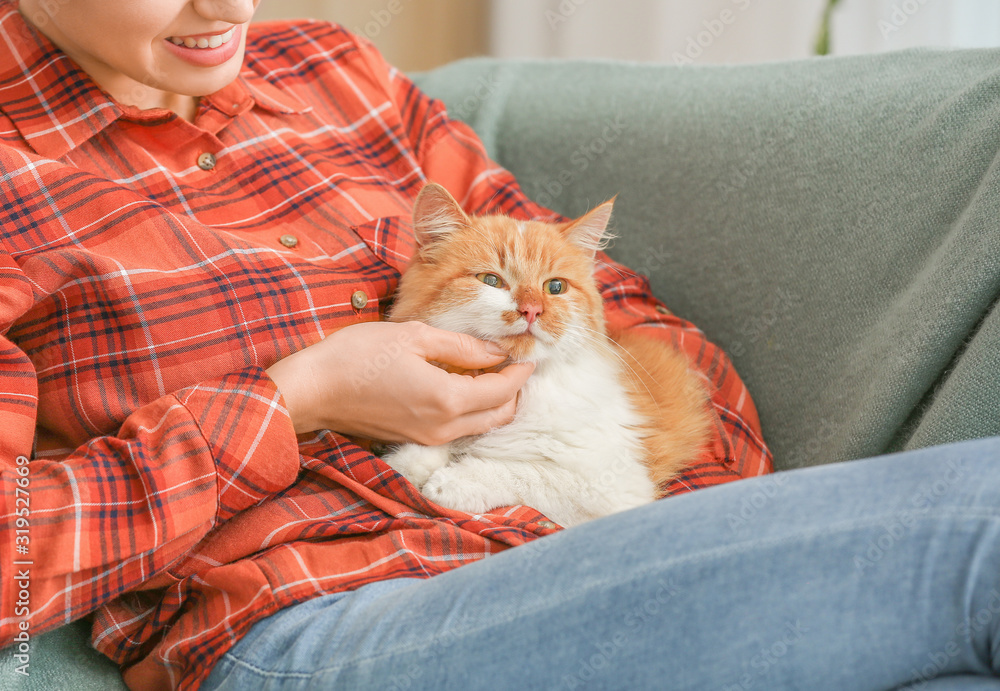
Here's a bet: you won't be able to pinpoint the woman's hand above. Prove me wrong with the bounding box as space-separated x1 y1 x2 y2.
265 321 534 445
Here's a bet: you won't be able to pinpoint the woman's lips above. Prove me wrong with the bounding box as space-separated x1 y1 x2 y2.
163 25 243 67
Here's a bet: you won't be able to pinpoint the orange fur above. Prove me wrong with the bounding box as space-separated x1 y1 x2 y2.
390 203 604 363
612 330 713 492
390 183 712 493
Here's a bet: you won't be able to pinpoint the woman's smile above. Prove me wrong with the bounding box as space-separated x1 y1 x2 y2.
167 27 236 49
164 24 243 67
18 0 258 118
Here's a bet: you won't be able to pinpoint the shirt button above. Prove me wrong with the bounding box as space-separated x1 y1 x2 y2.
197 152 217 171
279 234 299 249
538 521 559 530
351 290 369 310
655 305 671 315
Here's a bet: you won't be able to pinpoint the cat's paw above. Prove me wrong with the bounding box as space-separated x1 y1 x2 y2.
422 464 505 515
381 444 451 487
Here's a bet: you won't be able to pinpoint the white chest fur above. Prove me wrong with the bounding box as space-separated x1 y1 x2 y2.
384 346 658 527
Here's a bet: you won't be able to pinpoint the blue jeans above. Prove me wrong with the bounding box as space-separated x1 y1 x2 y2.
203 437 1000 690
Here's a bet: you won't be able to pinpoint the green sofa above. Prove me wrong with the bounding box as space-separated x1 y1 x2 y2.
5 48 1000 690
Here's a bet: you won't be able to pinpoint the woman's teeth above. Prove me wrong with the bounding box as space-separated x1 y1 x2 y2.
169 28 235 49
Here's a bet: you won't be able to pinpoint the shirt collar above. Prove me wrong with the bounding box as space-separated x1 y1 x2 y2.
238 69 311 117
0 1 309 160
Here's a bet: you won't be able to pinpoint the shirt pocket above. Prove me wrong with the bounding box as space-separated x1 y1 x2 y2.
351 216 417 276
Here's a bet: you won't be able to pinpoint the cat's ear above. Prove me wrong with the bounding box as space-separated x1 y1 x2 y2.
413 183 470 250
562 198 616 258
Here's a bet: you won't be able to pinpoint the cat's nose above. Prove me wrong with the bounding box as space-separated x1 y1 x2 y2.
521 303 543 325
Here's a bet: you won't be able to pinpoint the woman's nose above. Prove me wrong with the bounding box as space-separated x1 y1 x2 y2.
193 0 258 25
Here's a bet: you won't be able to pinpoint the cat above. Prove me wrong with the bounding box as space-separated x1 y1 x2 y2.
382 183 713 527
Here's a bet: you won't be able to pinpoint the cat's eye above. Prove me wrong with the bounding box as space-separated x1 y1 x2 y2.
477 273 505 289
544 279 568 295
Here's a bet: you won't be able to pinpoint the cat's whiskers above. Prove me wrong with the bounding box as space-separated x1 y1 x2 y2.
596 258 632 283
391 306 538 358
566 323 665 417
479 188 505 215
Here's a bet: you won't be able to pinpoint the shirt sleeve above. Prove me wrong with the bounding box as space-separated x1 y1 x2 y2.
0 248 300 642
353 39 772 485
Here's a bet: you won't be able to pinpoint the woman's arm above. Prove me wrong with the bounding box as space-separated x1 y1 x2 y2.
0 248 300 641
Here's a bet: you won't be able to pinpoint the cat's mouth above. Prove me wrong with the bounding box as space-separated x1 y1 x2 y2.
494 333 537 363
492 322 555 363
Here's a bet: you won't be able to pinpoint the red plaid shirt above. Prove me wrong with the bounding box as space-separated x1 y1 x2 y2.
0 5 771 689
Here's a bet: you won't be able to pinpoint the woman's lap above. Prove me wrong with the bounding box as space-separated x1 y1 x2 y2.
204 437 1000 690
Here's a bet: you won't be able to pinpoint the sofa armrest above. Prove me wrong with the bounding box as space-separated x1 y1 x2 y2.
414 52 1000 470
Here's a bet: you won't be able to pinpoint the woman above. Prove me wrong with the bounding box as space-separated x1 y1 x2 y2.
1 1 998 689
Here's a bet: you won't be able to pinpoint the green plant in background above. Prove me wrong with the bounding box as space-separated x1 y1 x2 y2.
815 0 842 55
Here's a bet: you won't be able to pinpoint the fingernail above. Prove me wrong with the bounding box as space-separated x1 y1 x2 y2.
485 342 507 356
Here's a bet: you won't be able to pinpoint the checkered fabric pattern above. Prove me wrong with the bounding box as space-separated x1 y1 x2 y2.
0 5 771 689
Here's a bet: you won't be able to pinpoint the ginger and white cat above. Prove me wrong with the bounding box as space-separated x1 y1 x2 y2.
383 183 712 527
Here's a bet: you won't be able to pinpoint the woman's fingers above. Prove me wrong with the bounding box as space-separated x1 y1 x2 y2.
267 321 535 444
412 363 535 444
407 321 510 371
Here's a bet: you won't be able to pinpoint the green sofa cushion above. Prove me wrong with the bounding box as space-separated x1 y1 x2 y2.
413 50 1000 471
0 619 126 689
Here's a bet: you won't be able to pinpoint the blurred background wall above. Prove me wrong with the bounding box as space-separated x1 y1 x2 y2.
253 0 1000 72
253 0 489 71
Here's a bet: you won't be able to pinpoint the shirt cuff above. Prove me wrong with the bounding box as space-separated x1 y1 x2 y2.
175 367 299 522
